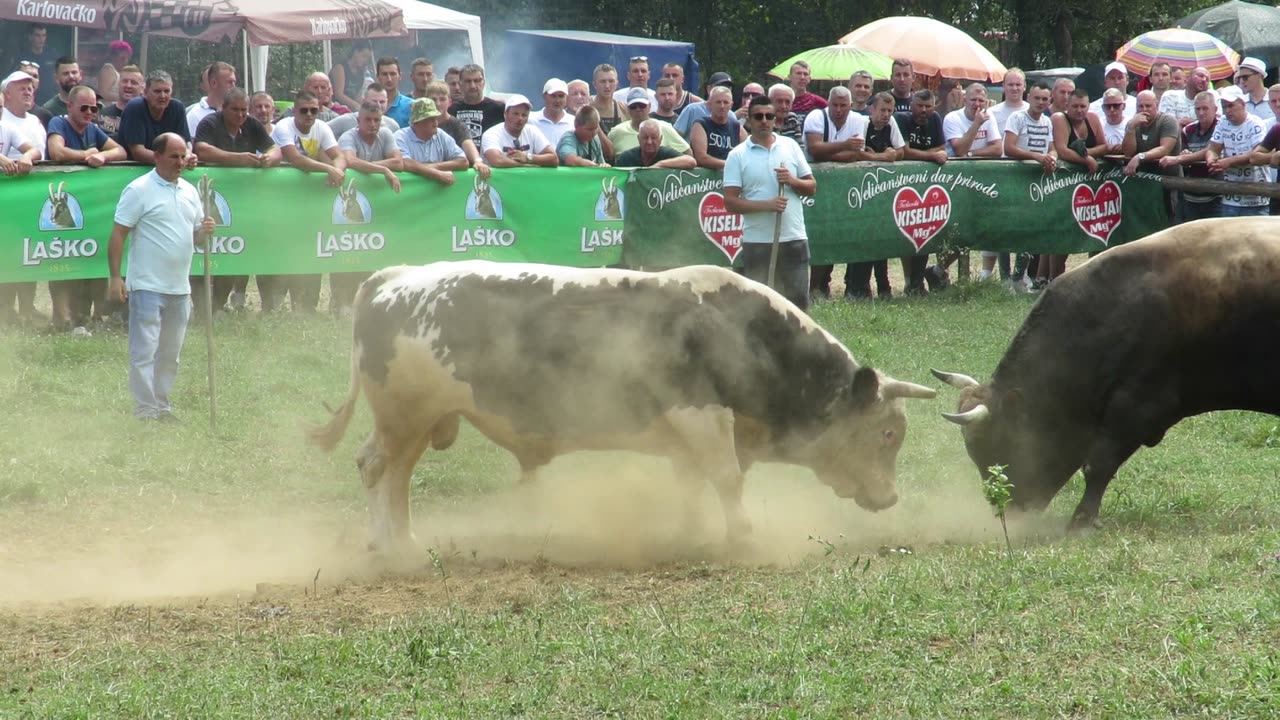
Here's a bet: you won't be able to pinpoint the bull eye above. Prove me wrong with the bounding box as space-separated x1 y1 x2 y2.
882 429 896 444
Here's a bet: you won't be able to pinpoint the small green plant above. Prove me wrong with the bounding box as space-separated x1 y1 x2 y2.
984 464 1014 558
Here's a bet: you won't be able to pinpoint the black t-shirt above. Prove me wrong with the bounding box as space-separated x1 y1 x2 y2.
866 122 895 153
97 104 124 140
894 110 945 151
194 112 275 154
439 116 469 148
448 98 504 141
695 116 738 160
893 93 912 113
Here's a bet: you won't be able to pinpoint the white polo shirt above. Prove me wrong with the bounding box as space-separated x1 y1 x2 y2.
942 108 1002 156
530 109 574 148
114 169 203 295
723 134 812 244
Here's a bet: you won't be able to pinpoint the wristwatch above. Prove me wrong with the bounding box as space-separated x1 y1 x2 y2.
1137 152 1147 162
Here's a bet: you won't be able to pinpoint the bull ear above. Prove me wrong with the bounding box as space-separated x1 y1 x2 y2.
849 366 880 409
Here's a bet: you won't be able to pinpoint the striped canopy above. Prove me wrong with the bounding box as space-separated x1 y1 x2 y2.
1116 28 1240 80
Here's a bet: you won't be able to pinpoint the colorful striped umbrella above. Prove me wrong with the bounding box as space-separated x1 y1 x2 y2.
1116 28 1240 80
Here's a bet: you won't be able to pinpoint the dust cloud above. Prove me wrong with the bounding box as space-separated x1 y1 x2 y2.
0 451 1023 607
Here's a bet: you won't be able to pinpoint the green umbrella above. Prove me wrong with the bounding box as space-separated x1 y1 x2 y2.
768 44 895 81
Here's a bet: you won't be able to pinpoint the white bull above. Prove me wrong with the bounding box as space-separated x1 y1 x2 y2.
310 261 936 550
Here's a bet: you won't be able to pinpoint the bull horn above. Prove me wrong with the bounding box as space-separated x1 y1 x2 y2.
931 368 980 389
941 404 990 426
881 380 937 400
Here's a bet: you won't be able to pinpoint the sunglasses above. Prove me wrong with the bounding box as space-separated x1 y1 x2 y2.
18 60 37 68
1102 103 1123 109
297 106 319 115
751 112 776 121
742 91 761 97
630 55 647 63
78 104 98 114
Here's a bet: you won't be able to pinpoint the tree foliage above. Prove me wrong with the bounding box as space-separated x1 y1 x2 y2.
447 0 1230 83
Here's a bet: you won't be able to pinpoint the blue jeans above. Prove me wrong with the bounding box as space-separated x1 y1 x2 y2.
128 290 191 418
1219 203 1268 218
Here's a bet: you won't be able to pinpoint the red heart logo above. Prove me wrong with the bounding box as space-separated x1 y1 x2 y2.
1072 181 1123 246
698 192 744 262
892 185 952 251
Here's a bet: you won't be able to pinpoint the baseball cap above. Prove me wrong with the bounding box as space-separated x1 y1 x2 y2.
409 97 442 123
1104 61 1129 78
624 87 650 107
1 70 33 92
504 93 532 110
708 71 733 86
1218 85 1246 104
1240 57 1266 76
542 78 568 95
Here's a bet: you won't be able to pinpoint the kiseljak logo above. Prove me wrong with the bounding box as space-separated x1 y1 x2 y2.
595 175 624 221
39 181 83 231
465 175 503 220
332 177 371 224
197 175 232 226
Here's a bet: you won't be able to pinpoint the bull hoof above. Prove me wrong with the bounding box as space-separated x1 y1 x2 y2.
1066 513 1102 535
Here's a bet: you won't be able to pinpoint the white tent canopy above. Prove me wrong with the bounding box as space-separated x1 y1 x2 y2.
309 0 485 91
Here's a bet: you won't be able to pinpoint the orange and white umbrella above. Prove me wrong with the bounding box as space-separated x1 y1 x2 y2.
838 16 1007 82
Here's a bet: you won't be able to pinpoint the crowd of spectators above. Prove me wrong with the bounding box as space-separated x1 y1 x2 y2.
2 22 1279 328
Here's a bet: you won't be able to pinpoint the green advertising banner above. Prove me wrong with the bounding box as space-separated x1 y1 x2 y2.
622 160 1171 267
1 166 628 282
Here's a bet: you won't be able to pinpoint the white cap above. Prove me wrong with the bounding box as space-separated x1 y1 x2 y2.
542 78 568 95
1240 56 1266 76
624 87 651 107
1 70 34 92
504 93 532 110
1104 61 1129 78
1218 85 1246 103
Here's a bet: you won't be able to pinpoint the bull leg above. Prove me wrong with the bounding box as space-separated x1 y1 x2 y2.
670 460 707 538
1070 438 1142 532
709 469 752 542
361 421 436 553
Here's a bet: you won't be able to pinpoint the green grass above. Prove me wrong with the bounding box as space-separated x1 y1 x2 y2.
2 280 1279 719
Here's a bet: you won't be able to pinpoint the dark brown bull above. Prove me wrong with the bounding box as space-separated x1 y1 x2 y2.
934 218 1280 530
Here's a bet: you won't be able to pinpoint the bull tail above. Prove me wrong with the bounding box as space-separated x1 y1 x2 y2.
308 352 360 452
308 319 363 454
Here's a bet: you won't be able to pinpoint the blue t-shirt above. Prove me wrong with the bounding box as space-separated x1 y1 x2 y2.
48 115 110 151
385 92 412 129
117 96 190 159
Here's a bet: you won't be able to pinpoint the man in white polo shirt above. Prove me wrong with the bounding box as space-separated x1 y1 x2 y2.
106 132 214 422
530 78 573 148
724 96 817 311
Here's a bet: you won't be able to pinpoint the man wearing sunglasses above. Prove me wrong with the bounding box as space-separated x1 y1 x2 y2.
1098 88 1131 152
724 97 817 311
733 82 765 122
46 86 127 334
1236 57 1273 123
48 85 125 166
272 90 346 313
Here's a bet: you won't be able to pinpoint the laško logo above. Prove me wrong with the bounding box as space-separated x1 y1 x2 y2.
25 181 97 266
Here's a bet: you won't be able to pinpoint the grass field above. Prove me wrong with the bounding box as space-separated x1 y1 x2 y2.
2 276 1279 719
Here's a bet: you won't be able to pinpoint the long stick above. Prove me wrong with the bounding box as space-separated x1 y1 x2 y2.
766 172 785 290
202 244 216 431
